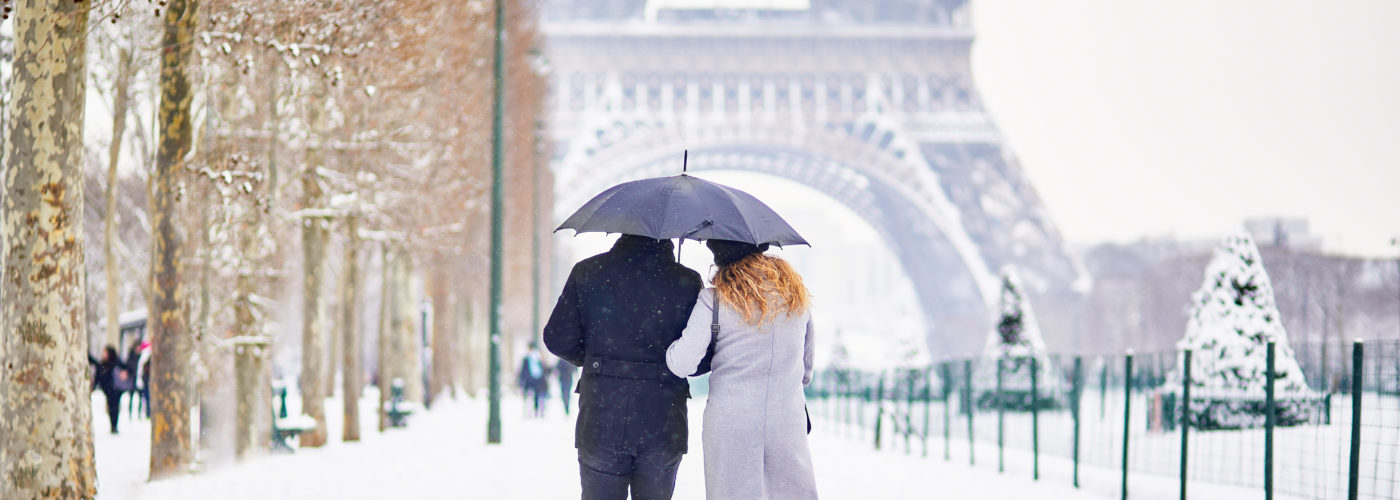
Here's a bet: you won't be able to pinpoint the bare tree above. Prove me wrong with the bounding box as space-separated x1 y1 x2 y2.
0 1 97 497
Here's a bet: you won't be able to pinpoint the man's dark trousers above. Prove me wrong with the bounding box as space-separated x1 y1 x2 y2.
543 235 703 500
578 444 682 500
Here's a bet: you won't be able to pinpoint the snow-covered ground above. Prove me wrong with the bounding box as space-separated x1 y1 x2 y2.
810 388 1400 500
89 385 1394 499
92 390 1107 499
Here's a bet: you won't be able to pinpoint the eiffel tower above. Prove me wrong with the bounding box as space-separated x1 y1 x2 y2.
540 0 1082 354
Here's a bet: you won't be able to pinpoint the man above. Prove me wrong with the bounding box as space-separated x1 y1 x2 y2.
544 234 703 500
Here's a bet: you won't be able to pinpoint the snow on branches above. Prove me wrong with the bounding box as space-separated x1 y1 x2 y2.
1172 232 1317 428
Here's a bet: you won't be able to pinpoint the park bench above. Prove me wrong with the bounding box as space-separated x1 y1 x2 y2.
269 381 318 452
384 378 417 428
272 413 318 453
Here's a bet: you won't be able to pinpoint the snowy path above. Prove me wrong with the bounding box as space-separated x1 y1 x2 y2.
94 392 1113 499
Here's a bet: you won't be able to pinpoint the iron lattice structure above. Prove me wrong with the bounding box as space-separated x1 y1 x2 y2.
541 0 1082 355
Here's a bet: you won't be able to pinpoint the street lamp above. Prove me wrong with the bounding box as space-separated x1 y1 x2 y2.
421 299 432 409
486 0 507 445
1392 236 1399 342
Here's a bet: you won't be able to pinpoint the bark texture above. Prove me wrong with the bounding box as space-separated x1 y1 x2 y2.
232 214 267 457
341 215 361 442
232 338 269 460
428 256 454 401
298 181 329 447
0 1 97 498
149 0 200 479
298 84 331 447
376 245 395 432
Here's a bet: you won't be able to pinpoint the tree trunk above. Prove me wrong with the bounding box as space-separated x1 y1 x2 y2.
397 256 422 406
0 2 96 497
377 244 395 432
429 255 455 401
105 47 135 348
232 337 269 461
299 81 332 447
149 0 201 479
232 214 266 458
298 194 329 448
341 215 362 442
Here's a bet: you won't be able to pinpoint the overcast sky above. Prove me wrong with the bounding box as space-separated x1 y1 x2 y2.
969 0 1400 257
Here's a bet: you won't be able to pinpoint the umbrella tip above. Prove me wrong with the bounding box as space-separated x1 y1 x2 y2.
683 150 688 173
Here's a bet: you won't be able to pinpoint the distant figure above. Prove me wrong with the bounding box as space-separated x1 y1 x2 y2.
555 357 576 415
518 343 548 418
89 345 131 434
134 340 151 418
666 239 819 499
125 339 151 419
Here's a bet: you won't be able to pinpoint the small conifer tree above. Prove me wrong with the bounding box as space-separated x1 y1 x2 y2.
973 268 1058 410
1174 233 1315 428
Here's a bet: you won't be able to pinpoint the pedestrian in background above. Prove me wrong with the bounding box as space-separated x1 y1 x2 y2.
556 356 576 415
518 343 549 418
89 345 131 434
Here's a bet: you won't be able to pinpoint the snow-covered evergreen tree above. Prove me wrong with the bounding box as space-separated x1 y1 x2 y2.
1174 232 1315 428
973 267 1058 410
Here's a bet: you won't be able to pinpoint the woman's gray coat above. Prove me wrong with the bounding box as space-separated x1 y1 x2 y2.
666 288 818 499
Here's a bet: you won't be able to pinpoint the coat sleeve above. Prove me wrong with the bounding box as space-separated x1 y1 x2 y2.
666 289 713 377
802 314 816 386
543 271 585 367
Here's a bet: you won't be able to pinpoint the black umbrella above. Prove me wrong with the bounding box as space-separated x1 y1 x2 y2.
556 155 808 247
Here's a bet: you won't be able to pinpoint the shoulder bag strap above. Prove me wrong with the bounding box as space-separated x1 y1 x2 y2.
710 291 720 346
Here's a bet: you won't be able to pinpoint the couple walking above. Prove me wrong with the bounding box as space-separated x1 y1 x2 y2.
544 164 818 500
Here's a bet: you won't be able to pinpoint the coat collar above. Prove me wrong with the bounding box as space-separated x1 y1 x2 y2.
612 234 675 258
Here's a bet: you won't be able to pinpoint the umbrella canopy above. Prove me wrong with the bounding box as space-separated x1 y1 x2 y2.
556 174 808 247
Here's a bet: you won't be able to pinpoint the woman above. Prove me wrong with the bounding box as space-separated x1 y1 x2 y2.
666 239 818 499
88 345 131 434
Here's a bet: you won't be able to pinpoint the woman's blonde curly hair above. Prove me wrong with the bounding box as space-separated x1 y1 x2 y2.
712 253 810 326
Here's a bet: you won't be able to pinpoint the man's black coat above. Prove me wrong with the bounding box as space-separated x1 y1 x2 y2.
544 235 703 454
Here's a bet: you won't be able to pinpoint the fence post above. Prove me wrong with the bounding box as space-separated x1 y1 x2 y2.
943 361 952 461
1100 362 1109 420
1073 356 1083 488
1031 356 1040 481
1347 340 1363 500
923 366 932 458
844 372 852 436
1265 342 1276 500
1180 349 1192 500
965 359 975 466
906 368 915 454
859 372 867 437
875 372 886 450
1122 351 1134 500
997 357 1005 473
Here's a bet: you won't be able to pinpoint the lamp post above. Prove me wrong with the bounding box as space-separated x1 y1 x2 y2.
421 299 432 408
486 0 507 445
1392 236 1399 342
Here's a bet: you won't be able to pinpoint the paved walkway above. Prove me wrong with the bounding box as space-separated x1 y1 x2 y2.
93 393 1112 499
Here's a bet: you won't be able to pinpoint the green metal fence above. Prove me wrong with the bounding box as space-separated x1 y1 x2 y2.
803 338 1400 499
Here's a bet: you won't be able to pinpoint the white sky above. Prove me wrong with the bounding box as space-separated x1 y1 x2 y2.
970 0 1400 257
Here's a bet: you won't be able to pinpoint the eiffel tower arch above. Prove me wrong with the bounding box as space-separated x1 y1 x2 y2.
541 0 1082 354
